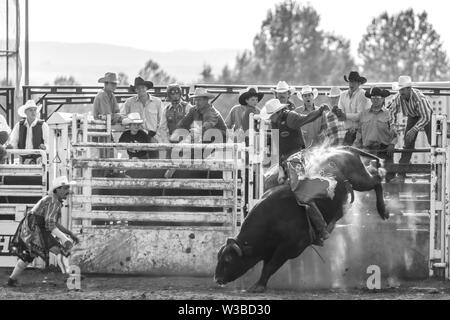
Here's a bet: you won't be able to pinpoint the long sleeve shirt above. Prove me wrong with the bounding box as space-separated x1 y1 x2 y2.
338 88 371 130
122 94 167 142
30 194 63 232
356 107 398 147
9 118 49 150
177 104 227 135
93 89 120 119
388 88 433 133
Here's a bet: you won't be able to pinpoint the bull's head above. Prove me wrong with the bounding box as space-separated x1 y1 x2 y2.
214 238 254 286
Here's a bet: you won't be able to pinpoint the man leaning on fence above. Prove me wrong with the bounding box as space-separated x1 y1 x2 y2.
172 88 227 144
338 71 372 145
225 86 263 143
160 83 193 138
93 72 124 124
388 76 433 183
352 87 398 182
7 100 49 164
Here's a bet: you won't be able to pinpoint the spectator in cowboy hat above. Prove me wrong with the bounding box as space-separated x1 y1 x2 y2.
173 88 227 143
295 86 327 147
225 86 263 133
7 100 49 164
160 83 193 137
93 72 124 124
122 77 168 145
260 98 326 184
0 113 10 163
7 175 79 287
348 87 398 182
119 113 151 159
271 81 297 111
388 76 433 183
323 87 346 146
336 71 371 145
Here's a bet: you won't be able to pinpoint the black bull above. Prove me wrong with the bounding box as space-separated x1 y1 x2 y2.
214 147 389 293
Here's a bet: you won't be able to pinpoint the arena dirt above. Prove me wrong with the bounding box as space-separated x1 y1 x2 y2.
1 269 450 300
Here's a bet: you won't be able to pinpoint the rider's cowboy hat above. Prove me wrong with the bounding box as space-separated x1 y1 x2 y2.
344 71 367 84
18 100 42 118
189 88 215 99
392 75 414 90
238 86 264 106
130 77 154 92
365 87 391 98
260 99 288 120
271 81 297 95
50 176 76 194
297 85 319 101
327 86 342 98
122 112 144 126
98 72 120 84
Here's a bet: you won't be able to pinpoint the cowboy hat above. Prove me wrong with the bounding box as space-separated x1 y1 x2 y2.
98 72 119 84
18 100 42 118
167 83 182 96
130 77 154 92
344 71 367 84
50 176 76 194
271 81 297 95
238 86 264 106
122 113 144 126
365 87 391 99
327 86 342 98
189 88 216 99
297 85 319 101
392 75 414 90
260 99 288 120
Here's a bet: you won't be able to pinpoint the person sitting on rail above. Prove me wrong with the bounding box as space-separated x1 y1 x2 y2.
388 76 433 183
119 113 151 160
0 113 11 163
7 176 80 287
160 83 193 138
171 88 227 144
337 87 397 182
295 86 328 147
225 86 263 143
323 86 346 146
6 100 49 164
93 72 124 124
271 81 297 111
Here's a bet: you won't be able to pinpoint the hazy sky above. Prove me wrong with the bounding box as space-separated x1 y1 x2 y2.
29 0 450 57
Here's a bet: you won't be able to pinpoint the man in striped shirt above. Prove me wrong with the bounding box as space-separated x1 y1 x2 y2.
388 76 433 182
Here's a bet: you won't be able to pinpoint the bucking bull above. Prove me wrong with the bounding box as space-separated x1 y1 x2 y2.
214 145 389 293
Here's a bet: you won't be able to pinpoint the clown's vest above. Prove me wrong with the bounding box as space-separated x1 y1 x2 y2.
166 101 189 135
18 119 44 150
273 110 306 163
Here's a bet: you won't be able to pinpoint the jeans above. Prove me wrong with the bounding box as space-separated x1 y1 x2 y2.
398 116 432 177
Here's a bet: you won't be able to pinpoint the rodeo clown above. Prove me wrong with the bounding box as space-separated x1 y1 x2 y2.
7 176 80 287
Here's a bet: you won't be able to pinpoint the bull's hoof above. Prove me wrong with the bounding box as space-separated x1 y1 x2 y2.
246 284 267 293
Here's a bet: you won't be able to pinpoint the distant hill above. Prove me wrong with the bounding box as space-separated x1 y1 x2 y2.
29 41 240 85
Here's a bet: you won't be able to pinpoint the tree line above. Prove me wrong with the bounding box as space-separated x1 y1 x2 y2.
50 1 449 86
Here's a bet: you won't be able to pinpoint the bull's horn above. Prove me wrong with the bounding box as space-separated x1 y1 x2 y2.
230 243 243 257
226 238 243 257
